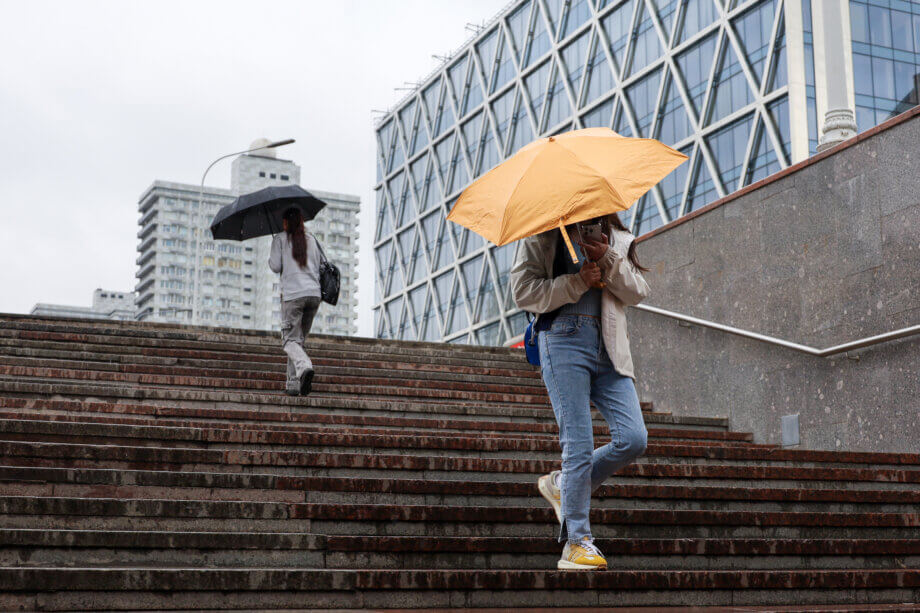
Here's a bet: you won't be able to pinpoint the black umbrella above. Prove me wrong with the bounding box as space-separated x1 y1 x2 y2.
210 185 326 241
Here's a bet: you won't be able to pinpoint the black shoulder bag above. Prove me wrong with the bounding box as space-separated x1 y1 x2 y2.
312 235 341 306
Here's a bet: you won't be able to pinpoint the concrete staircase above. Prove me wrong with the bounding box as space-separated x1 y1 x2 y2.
0 313 918 611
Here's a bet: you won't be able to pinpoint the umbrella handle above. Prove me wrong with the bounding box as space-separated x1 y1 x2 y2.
560 220 606 288
557 220 579 265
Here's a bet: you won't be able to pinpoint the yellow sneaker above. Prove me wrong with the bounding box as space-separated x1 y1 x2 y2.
558 536 607 570
537 470 562 524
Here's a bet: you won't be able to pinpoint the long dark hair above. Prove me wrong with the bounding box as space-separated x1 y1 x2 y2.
604 214 648 272
282 207 307 268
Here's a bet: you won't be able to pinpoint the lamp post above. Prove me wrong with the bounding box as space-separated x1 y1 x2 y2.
190 138 295 325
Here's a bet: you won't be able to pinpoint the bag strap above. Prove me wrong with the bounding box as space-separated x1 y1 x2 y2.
309 233 329 265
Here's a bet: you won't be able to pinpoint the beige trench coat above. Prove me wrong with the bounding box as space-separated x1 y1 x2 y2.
510 223 650 379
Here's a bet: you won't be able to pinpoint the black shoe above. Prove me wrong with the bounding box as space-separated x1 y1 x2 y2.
299 368 315 396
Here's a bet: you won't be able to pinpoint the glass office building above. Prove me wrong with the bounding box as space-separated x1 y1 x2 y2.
374 0 920 345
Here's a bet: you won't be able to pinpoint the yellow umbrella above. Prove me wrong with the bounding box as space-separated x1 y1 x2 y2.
447 127 688 263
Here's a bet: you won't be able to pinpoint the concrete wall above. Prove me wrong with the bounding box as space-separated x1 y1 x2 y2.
630 109 920 454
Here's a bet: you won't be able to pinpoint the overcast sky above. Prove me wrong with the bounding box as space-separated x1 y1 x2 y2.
0 0 506 336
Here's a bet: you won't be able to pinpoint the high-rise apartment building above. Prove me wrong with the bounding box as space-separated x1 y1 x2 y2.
373 0 920 346
136 140 360 335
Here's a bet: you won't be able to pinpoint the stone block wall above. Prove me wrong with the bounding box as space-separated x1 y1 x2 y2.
629 108 920 453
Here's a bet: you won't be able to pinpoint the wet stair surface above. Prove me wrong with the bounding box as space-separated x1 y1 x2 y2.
0 314 918 611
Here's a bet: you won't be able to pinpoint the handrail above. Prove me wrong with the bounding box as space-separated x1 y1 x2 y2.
632 303 920 357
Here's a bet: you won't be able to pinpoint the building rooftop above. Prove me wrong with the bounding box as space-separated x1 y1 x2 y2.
375 0 519 127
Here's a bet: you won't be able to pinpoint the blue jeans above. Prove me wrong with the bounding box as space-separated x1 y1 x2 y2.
537 315 648 543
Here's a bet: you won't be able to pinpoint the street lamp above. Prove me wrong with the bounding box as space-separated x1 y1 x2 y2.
190 138 295 325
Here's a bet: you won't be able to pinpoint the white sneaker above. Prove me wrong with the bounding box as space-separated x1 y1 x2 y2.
537 470 562 524
558 536 607 570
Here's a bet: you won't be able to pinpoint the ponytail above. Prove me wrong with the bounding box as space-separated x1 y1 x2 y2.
282 207 307 268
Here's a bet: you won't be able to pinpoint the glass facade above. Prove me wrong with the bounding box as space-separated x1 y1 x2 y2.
374 0 920 345
850 0 920 130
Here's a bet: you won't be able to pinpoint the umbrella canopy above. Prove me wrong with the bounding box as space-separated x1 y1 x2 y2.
210 185 326 241
447 127 687 261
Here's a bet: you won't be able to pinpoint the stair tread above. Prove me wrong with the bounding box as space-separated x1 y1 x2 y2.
1 314 917 609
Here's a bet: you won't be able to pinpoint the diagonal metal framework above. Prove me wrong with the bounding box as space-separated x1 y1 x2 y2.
374 0 792 345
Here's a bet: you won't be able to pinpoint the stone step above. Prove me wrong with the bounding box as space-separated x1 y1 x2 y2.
5 449 917 491
4 428 918 475
0 332 538 375
0 419 765 456
3 530 918 571
4 566 920 609
0 354 548 395
1 380 722 430
0 378 560 423
4 496 920 540
5 439 920 486
0 364 555 405
0 319 533 367
0 432 750 461
0 333 544 376
4 465 918 513
0 408 744 444
0 344 545 386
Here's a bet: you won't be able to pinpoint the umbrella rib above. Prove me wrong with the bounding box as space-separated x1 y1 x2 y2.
554 140 628 208
497 160 537 244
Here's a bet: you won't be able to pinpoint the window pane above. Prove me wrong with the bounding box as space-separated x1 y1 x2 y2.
745 119 780 185
705 114 753 192
544 66 573 131
679 0 718 42
853 53 873 96
527 4 553 66
767 96 791 161
676 33 717 118
477 262 499 322
506 1 531 64
581 97 615 127
561 31 591 103
475 322 502 346
659 144 693 220
625 69 661 137
602 0 635 72
708 41 754 124
562 0 591 40
493 35 516 92
508 92 535 154
850 2 869 43
732 0 777 85
507 311 528 339
584 34 614 104
656 73 692 145
872 57 896 100
869 5 892 48
630 2 663 76
892 10 914 51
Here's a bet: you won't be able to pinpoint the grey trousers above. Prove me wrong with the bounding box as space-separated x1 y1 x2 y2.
281 295 321 385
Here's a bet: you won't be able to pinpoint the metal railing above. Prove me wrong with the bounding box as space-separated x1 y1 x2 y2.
632 303 920 358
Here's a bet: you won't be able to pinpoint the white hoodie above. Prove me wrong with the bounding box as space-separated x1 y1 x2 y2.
268 230 322 301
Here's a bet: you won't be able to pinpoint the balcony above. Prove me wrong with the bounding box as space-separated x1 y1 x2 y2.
137 223 157 240
134 276 155 294
136 259 155 277
138 207 158 228
135 248 156 266
137 235 156 254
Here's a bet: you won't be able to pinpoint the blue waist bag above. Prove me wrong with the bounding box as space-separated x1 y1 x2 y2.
524 314 540 366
